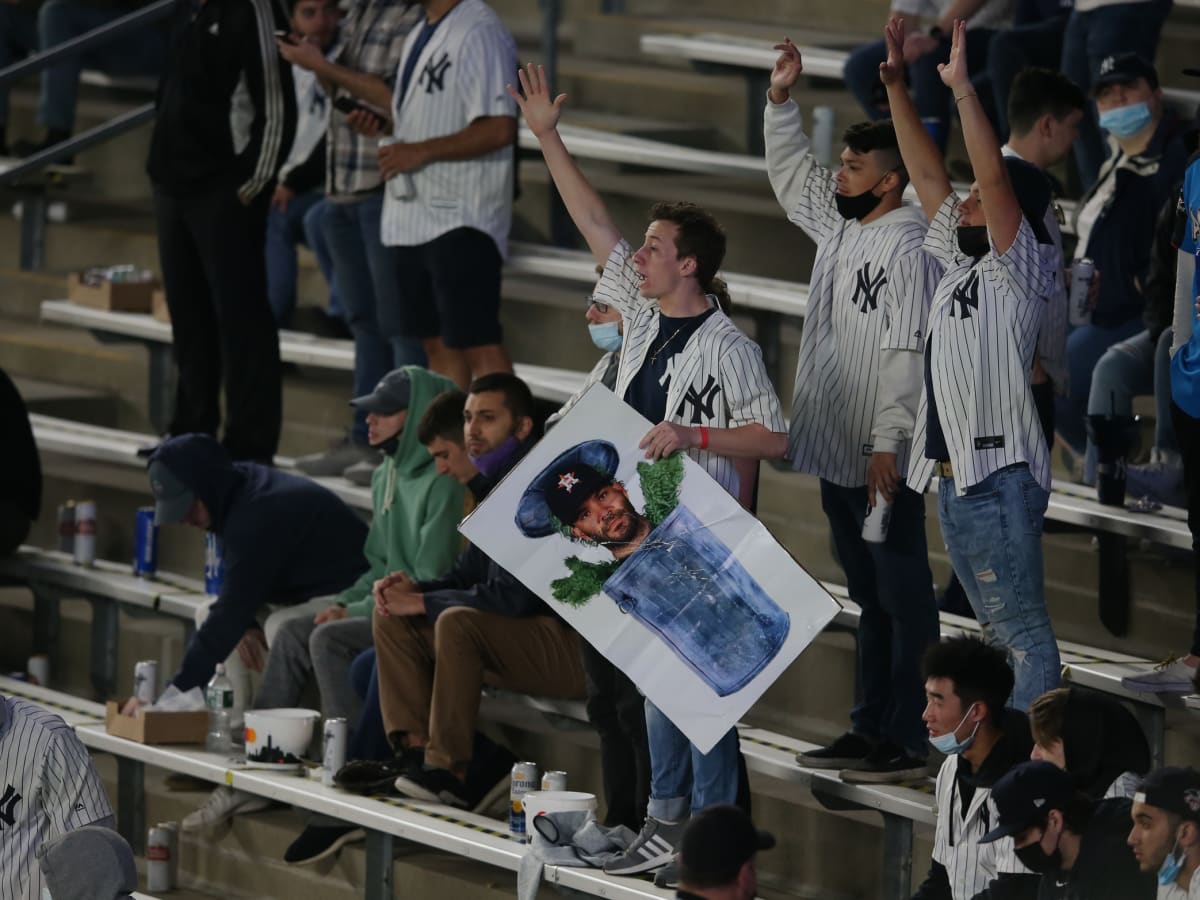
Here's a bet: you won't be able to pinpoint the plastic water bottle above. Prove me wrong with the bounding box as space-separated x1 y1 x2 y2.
205 664 234 754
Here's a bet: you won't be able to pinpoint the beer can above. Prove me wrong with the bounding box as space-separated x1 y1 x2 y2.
133 506 158 578
157 821 179 888
73 500 96 566
204 532 224 596
541 770 567 792
134 659 159 705
322 717 348 787
26 654 50 687
146 825 171 891
509 761 539 841
1068 258 1095 327
57 501 76 553
861 494 893 544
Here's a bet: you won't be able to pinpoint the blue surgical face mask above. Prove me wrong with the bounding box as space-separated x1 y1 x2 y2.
588 321 623 352
1158 835 1183 886
929 702 981 755
1098 101 1153 138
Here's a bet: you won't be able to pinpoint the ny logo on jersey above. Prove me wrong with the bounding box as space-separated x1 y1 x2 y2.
420 53 452 94
851 262 888 313
0 784 21 829
950 270 981 319
1191 204 1200 244
678 375 721 424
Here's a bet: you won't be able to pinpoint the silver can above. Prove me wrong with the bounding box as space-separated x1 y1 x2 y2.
322 717 348 787
861 494 893 544
378 136 415 201
1068 257 1095 327
134 660 159 705
146 825 171 891
157 821 179 888
73 500 96 566
509 761 539 842
540 770 567 792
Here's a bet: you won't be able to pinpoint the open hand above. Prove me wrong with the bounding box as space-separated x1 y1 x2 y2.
507 63 567 138
769 39 803 102
236 627 268 673
936 20 970 91
880 17 906 87
639 422 697 460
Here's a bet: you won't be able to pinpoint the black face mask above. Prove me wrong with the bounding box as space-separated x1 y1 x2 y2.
956 225 989 258
834 173 891 222
1014 837 1063 874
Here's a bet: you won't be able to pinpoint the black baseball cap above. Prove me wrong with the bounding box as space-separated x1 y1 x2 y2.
350 369 411 414
678 805 775 885
980 761 1075 844
1135 768 1200 823
1092 53 1159 94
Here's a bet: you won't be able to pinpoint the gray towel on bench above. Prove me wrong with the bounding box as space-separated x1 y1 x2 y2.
516 810 638 900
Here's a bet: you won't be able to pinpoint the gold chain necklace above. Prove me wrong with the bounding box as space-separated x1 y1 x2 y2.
647 323 688 366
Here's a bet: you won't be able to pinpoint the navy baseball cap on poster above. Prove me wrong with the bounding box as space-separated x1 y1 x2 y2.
1092 53 1159 93
678 805 776 885
980 761 1075 844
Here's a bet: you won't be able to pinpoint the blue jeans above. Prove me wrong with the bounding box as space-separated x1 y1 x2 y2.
265 189 323 328
987 16 1068 140
1087 328 1178 470
820 480 939 757
645 700 739 821
1062 0 1173 186
319 191 425 445
1056 316 1145 452
37 0 165 133
844 29 995 150
0 5 38 127
347 648 388 762
302 197 343 322
938 464 1060 711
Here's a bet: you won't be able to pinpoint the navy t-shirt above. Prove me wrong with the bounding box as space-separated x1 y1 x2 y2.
624 308 716 423
398 17 442 106
924 339 951 464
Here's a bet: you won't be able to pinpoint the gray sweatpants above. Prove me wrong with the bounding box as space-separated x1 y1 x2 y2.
255 614 374 725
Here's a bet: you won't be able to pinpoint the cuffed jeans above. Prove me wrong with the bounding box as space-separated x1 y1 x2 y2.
645 702 739 821
302 197 343 321
265 189 324 328
820 480 939 757
256 614 374 723
373 607 585 770
320 191 425 446
938 463 1060 710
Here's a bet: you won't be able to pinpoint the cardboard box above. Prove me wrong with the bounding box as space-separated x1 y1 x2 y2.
68 272 156 313
151 288 170 324
105 702 208 745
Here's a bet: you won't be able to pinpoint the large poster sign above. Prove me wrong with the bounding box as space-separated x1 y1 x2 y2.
460 386 841 751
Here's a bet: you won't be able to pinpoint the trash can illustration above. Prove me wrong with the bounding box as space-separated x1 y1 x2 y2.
601 505 790 696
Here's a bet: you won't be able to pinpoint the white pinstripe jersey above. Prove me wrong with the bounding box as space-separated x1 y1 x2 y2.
932 753 1030 900
591 240 787 500
380 0 517 257
765 99 940 486
907 195 1057 495
0 697 113 899
1159 874 1200 899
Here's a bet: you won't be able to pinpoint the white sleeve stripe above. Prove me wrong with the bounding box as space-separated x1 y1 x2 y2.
240 0 287 198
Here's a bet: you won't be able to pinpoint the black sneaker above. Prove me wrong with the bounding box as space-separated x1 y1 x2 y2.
795 732 876 769
463 735 517 814
838 744 928 784
334 748 423 795
283 824 365 865
394 766 472 809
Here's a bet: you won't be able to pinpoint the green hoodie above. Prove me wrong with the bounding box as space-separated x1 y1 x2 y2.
335 367 465 617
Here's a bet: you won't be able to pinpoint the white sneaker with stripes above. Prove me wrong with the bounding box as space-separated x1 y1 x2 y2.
602 816 686 876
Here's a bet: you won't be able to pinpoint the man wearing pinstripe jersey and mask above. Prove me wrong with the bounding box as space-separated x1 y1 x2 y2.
766 38 941 785
510 64 787 881
882 18 1062 713
0 692 114 899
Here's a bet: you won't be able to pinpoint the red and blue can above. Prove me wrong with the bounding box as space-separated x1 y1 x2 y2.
133 506 158 577
204 532 224 596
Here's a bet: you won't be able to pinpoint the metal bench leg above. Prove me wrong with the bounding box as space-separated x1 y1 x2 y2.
117 757 146 854
90 597 119 699
18 187 47 271
743 72 770 156
1133 704 1166 769
364 830 395 900
1096 532 1131 637
146 342 176 436
880 814 913 900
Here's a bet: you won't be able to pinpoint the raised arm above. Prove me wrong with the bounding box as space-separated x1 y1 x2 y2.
507 64 622 264
880 17 951 222
938 20 1021 254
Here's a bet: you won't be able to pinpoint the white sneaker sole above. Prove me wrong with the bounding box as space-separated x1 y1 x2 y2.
286 828 365 866
181 795 271 831
603 833 676 875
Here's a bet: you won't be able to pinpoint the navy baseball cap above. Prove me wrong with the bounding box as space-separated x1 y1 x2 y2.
678 805 775 885
148 458 195 525
350 369 411 414
1135 768 1200 823
980 761 1075 843
1093 53 1159 93
516 440 620 538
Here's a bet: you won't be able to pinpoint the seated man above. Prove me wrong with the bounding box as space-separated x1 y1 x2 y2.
373 373 586 809
1 688 114 898
1028 686 1150 799
981 760 1155 898
1126 767 1200 897
0 367 41 557
674 805 776 900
